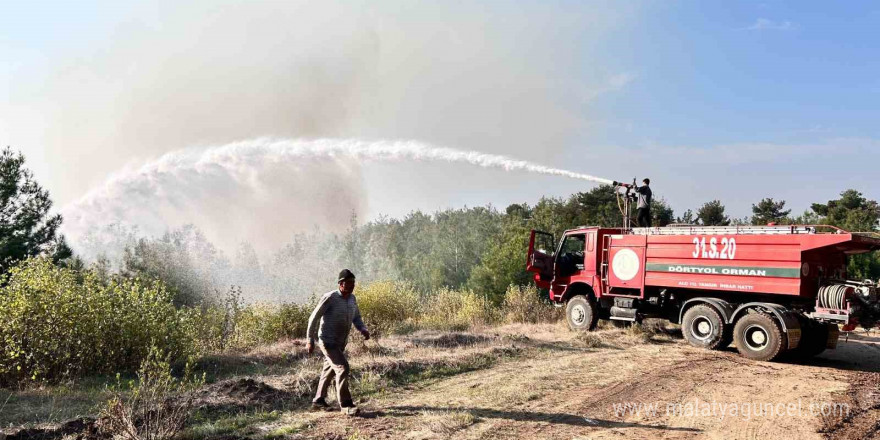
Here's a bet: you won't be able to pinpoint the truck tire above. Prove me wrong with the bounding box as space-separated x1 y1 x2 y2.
566 295 598 331
787 318 829 359
682 304 727 350
733 312 785 361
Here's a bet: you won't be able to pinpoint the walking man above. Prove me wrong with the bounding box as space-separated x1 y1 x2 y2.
307 269 370 415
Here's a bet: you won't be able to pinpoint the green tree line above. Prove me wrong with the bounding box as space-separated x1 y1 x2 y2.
3 146 880 303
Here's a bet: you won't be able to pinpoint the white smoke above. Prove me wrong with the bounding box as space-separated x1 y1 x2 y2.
62 138 612 255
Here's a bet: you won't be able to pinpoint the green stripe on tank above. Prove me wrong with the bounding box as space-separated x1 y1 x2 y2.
645 263 800 278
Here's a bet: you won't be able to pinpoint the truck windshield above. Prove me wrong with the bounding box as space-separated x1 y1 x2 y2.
558 234 586 275
560 235 586 255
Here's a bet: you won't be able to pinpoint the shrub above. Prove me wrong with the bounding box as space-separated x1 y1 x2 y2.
182 305 226 354
183 288 313 353
0 258 194 384
458 290 500 328
354 280 421 337
420 287 498 331
101 346 204 440
225 302 310 350
419 288 466 331
501 284 559 324
275 302 312 339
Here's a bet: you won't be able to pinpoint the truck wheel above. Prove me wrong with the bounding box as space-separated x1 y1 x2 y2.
788 318 829 359
682 304 727 350
566 295 598 331
733 312 785 361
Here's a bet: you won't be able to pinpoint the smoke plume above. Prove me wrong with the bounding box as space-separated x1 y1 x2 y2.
3 1 635 209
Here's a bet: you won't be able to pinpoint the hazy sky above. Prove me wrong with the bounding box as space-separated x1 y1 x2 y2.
2 0 880 246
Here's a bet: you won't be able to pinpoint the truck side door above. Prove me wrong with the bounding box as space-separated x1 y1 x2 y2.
527 230 555 289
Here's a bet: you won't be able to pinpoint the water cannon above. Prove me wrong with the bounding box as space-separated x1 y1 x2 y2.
612 178 638 200
611 178 637 190
612 178 639 230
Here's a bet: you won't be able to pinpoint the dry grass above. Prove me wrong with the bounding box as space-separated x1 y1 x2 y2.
617 319 677 345
575 332 606 348
0 382 109 427
420 409 476 434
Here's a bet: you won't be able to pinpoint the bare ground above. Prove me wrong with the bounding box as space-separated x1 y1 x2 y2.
2 323 879 440
269 323 880 440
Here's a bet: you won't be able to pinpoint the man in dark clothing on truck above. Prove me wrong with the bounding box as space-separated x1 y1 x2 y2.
306 269 370 415
615 178 653 227
634 178 653 227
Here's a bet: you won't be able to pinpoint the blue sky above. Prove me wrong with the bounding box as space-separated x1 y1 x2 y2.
594 2 879 146
1 0 879 242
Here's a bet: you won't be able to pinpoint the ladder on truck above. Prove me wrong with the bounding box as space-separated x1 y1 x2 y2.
629 225 845 236
599 234 612 295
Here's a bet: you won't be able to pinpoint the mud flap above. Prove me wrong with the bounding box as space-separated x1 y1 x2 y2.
779 311 801 350
826 324 840 349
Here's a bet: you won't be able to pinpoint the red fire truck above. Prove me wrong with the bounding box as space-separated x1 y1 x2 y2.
526 220 880 361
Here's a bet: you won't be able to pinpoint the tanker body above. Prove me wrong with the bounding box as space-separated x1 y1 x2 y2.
527 224 880 361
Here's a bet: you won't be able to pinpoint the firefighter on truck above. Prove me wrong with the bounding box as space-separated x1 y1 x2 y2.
613 178 652 227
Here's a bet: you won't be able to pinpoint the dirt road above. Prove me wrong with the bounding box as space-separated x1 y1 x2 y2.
281 324 880 440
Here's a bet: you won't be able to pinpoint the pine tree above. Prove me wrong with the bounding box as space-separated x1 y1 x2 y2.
676 209 696 224
751 198 791 225
0 147 67 272
696 200 730 226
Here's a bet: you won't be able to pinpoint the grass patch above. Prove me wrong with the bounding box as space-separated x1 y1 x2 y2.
350 346 525 399
194 342 305 383
619 320 677 344
0 376 115 427
421 409 476 434
575 332 607 348
263 419 314 439
178 409 282 440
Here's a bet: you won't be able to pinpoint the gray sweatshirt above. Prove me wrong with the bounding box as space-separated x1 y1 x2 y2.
307 290 367 347
636 185 652 209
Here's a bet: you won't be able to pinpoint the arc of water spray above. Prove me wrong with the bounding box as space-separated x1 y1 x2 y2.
68 137 613 209
191 138 613 184
338 139 611 183
61 138 614 244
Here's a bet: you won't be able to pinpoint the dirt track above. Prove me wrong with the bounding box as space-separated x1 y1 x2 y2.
280 324 880 440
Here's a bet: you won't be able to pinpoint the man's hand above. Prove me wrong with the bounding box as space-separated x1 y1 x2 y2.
361 329 371 341
306 341 315 354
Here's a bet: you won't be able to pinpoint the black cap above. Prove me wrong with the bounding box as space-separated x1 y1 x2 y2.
338 269 356 282
643 178 650 185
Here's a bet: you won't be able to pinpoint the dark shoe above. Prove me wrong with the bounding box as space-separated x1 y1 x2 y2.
340 400 359 416
311 398 330 410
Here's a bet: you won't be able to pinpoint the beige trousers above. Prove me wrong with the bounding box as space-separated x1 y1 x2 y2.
314 342 352 406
